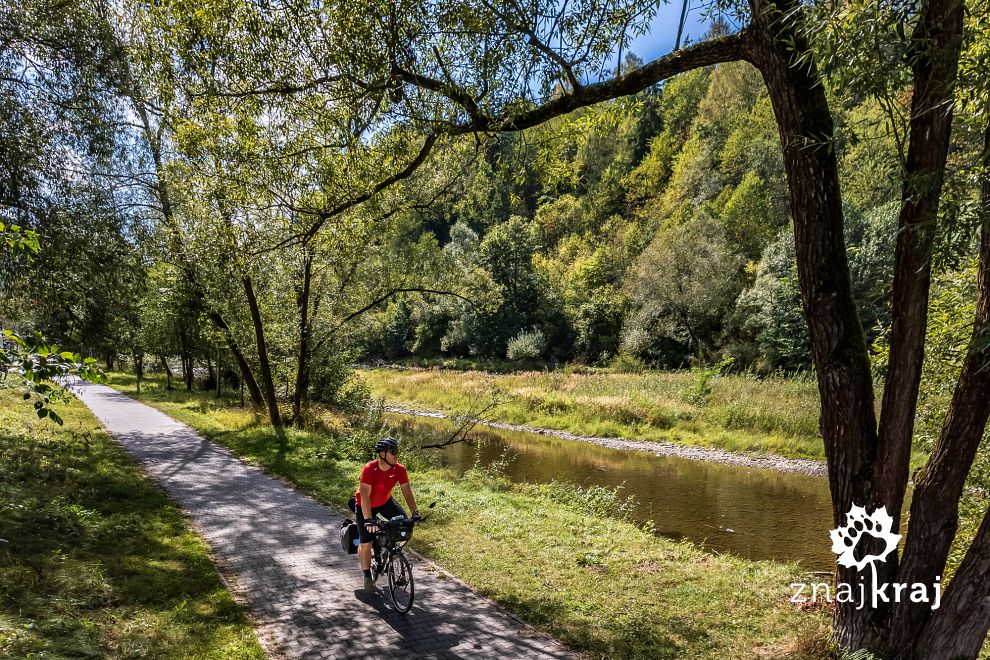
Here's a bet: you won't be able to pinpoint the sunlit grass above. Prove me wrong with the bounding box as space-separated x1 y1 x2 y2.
361 368 827 458
107 373 833 658
0 387 265 659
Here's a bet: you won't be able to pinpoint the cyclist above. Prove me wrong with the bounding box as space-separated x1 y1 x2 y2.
351 437 420 593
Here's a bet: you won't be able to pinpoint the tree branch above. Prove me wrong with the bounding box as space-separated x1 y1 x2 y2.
437 30 750 134
479 0 582 92
339 287 477 325
418 389 503 449
283 133 439 248
190 73 353 98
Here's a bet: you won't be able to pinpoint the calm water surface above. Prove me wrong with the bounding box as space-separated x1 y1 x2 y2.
389 414 836 571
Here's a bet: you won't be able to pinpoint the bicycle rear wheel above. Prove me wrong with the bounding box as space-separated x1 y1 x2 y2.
386 551 414 613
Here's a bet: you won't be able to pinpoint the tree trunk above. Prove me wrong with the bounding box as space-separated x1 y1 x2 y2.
892 123 990 657
216 346 222 398
130 92 265 411
916 502 990 658
292 251 313 428
206 352 214 391
206 309 264 409
177 325 190 391
183 344 193 391
135 352 143 394
745 0 882 649
243 275 282 427
159 354 173 390
876 0 965 542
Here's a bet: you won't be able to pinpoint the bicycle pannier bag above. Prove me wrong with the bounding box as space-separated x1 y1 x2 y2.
339 519 359 554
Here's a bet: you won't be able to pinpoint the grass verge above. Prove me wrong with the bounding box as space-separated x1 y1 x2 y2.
107 372 832 659
0 387 266 659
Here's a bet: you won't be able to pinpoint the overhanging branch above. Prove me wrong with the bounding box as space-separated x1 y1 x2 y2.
441 29 750 134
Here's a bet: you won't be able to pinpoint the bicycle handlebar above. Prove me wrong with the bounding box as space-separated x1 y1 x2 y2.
363 501 434 532
364 514 427 532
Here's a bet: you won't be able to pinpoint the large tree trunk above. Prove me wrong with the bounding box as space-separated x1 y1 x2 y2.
243 275 282 428
917 503 990 658
292 251 313 428
745 0 881 649
876 0 965 541
893 124 990 657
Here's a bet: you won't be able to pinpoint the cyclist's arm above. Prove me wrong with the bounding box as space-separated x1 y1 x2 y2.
399 481 417 516
359 482 375 524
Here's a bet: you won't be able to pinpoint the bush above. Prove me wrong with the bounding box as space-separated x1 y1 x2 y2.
506 329 546 363
683 356 735 404
609 353 645 374
310 351 370 415
521 480 638 521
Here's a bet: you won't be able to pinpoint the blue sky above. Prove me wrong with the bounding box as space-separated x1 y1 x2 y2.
627 0 718 63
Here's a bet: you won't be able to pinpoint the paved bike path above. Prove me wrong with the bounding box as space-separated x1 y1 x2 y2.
75 382 574 660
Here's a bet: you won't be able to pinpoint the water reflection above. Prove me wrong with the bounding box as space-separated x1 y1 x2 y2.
389 414 836 571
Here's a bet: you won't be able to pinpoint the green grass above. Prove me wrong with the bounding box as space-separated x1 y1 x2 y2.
361 367 829 459
108 372 833 659
0 387 266 659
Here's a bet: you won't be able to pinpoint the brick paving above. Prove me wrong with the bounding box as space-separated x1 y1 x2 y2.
75 382 575 660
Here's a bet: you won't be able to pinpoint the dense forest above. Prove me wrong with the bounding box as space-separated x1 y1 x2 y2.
361 50 908 372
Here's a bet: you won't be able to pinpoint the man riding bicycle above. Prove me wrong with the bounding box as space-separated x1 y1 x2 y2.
351 437 420 593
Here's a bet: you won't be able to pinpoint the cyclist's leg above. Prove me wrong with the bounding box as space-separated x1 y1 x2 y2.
355 505 375 573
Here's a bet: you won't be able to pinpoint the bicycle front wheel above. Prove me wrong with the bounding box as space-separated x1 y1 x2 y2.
386 551 414 613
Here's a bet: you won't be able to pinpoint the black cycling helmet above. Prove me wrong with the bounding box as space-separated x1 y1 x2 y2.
375 437 400 454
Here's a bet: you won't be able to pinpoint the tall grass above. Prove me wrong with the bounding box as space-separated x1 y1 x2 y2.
361 368 829 459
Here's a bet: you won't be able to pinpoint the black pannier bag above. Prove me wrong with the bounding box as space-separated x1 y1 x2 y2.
339 519 359 554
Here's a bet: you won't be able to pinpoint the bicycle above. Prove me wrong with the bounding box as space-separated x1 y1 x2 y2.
368 514 425 613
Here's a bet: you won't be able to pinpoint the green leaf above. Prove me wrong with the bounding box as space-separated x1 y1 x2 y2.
59 351 75 360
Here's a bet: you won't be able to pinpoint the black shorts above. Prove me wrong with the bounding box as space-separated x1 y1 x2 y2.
351 496 406 544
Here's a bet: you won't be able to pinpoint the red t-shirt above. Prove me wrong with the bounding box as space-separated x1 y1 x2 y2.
355 460 409 509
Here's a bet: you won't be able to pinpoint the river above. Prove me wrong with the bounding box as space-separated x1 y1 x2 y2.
388 413 837 572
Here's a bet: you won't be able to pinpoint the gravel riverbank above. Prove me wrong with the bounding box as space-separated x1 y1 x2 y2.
383 405 828 477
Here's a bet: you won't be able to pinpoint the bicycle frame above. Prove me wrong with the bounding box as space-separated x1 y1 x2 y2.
370 530 409 577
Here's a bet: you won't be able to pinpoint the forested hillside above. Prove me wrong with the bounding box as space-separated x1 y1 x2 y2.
357 45 976 374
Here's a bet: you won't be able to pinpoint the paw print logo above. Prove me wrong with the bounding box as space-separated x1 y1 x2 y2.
829 504 900 571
